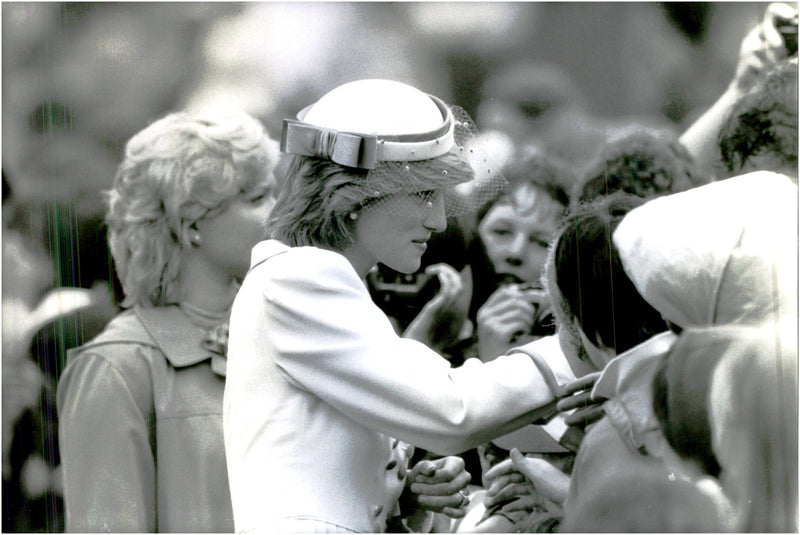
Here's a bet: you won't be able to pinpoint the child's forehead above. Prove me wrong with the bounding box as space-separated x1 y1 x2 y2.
488 183 563 219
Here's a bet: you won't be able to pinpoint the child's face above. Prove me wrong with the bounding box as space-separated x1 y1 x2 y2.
478 184 562 284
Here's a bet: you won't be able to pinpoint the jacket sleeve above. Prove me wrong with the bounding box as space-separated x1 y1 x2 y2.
255 249 557 455
57 347 157 532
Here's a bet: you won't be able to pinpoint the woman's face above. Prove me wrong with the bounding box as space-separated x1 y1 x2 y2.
478 184 562 284
195 180 275 281
345 189 447 277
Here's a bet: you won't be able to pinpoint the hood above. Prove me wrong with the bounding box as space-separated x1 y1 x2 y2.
612 172 797 328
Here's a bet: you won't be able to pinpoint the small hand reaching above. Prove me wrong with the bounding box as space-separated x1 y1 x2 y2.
508 449 570 506
403 264 472 351
482 455 535 511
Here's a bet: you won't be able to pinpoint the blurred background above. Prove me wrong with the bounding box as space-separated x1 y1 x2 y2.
1 2 773 531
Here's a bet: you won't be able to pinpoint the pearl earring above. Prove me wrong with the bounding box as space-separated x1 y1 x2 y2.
190 232 201 246
349 212 358 221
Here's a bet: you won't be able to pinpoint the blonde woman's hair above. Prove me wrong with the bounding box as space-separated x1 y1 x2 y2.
106 111 278 308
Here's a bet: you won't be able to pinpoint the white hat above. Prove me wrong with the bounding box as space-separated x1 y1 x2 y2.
281 79 454 169
279 78 508 218
302 79 444 135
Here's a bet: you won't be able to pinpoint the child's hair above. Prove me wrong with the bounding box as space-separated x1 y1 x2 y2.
476 150 573 223
718 58 798 176
578 126 707 203
551 193 667 357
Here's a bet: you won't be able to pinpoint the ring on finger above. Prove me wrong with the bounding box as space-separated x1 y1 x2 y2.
458 489 470 508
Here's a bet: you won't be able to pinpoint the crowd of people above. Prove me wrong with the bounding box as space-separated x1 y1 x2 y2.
3 2 798 533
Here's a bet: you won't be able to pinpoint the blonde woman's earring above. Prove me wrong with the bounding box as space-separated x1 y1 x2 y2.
349 212 358 221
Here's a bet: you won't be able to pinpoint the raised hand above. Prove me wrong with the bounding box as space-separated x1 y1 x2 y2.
403 264 472 352
734 2 798 92
476 285 541 361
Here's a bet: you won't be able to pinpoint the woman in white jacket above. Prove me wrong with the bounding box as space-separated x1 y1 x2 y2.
222 79 565 533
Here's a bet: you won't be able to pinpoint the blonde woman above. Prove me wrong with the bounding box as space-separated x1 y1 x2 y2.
57 111 279 532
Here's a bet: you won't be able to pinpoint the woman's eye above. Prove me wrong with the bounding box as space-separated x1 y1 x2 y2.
491 228 511 237
248 188 273 203
529 236 549 248
411 190 436 203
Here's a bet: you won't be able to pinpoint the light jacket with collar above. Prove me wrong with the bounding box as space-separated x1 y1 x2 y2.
590 331 678 457
566 332 681 511
57 306 233 532
562 174 798 528
223 240 559 533
566 331 735 529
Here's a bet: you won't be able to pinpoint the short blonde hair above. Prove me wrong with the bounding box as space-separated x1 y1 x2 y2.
106 111 278 308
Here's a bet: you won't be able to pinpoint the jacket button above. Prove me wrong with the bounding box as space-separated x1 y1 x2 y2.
385 460 397 470
372 504 383 517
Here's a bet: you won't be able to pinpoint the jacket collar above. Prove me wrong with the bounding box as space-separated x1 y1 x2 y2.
249 239 290 272
592 331 677 401
134 306 226 376
591 331 677 455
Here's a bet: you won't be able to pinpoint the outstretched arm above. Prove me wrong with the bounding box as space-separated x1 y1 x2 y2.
680 2 797 172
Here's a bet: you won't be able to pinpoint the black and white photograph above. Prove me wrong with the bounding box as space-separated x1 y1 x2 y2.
2 2 797 533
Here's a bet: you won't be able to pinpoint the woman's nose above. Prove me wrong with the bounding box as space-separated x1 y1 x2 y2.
423 193 447 233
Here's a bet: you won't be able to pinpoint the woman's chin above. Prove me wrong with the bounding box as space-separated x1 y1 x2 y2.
384 258 422 274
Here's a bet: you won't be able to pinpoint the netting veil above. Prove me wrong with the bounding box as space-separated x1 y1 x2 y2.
280 79 507 216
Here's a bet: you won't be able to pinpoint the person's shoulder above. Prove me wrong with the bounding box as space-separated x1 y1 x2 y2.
569 417 625 496
575 415 652 482
65 308 162 373
580 416 620 453
284 244 350 266
76 308 156 344
252 241 357 283
59 309 162 412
